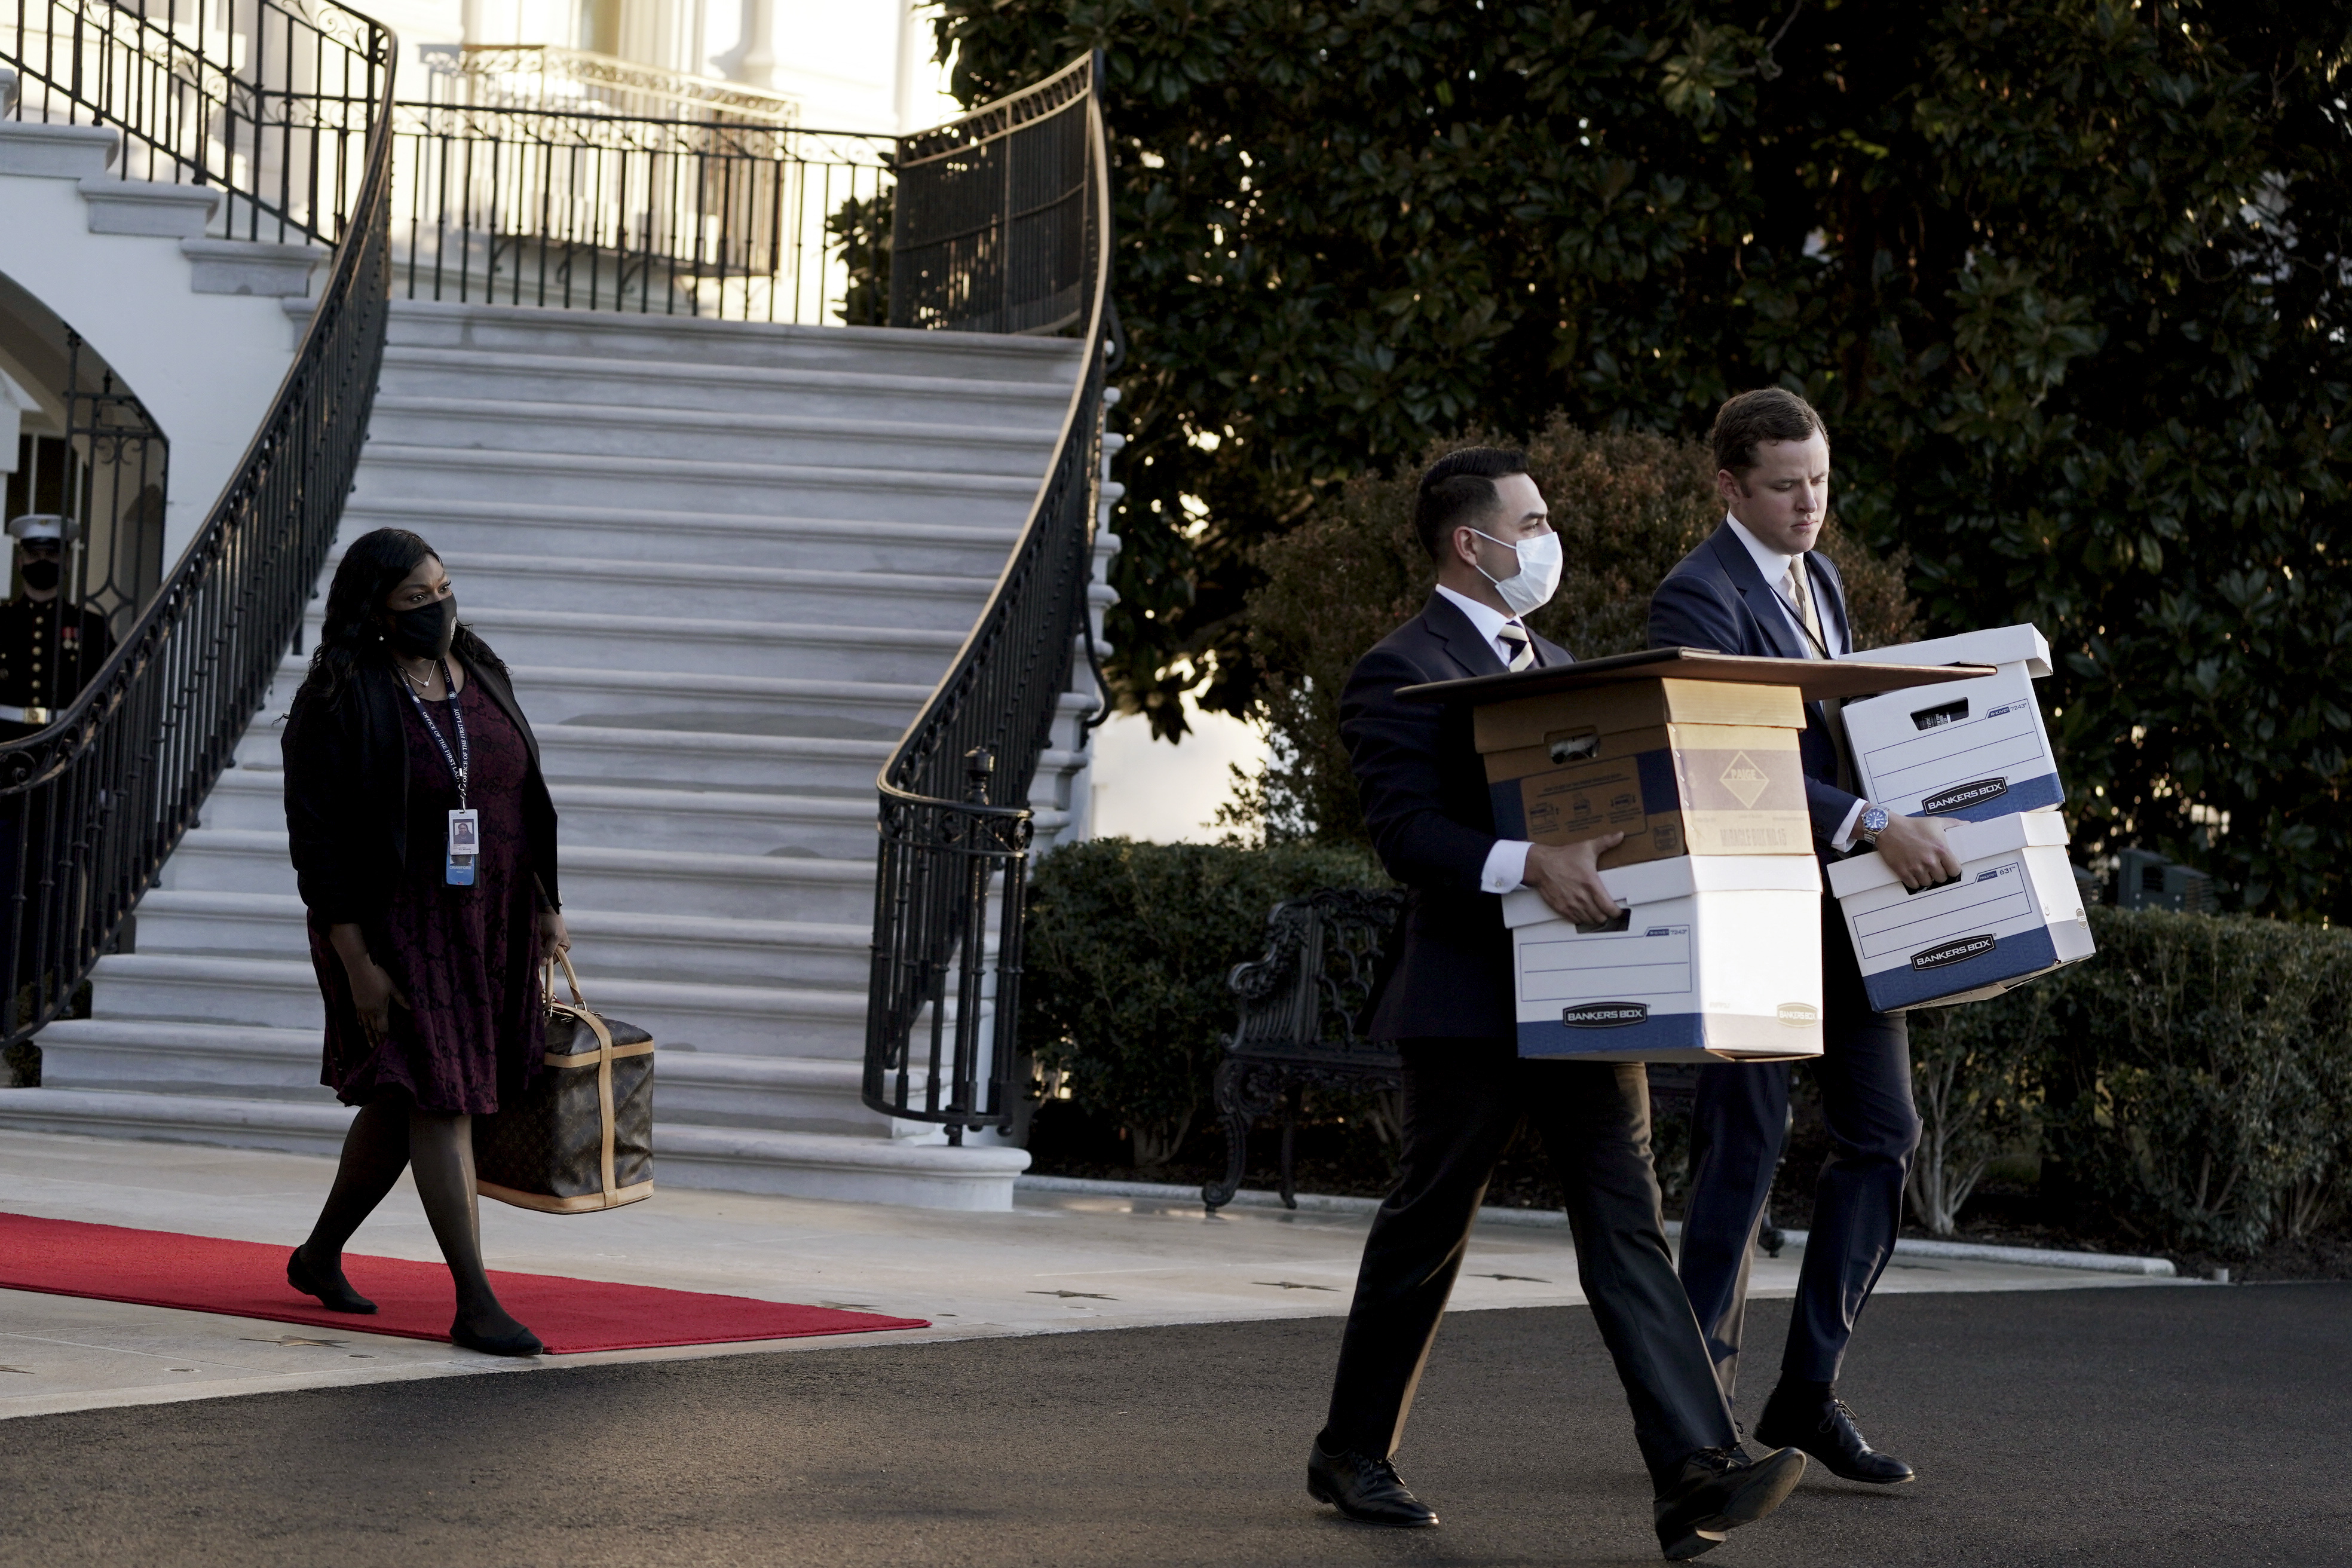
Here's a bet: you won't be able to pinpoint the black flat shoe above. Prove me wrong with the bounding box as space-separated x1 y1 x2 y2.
450 1318 544 1357
1307 1441 1439 1527
286 1246 376 1314
1653 1445 1806 1560
1753 1386 1915 1484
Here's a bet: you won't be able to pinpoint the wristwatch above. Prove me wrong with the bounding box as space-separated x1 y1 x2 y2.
1855 804 1891 849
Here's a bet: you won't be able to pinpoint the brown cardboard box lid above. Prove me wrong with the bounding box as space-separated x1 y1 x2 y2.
1402 646 1994 707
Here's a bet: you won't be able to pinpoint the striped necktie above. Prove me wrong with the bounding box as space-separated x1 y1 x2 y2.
1495 621 1535 672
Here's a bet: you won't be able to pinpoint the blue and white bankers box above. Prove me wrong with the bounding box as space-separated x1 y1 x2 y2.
1826 811 2094 1012
1835 623 2062 819
1825 623 2096 1012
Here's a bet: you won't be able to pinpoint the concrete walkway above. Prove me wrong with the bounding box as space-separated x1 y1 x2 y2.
0 1129 2179 1420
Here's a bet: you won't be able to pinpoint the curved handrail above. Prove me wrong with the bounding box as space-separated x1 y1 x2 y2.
863 56 1113 1138
0 9 396 1046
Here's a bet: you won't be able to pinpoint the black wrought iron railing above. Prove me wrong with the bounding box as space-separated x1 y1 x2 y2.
0 7 394 1046
387 101 892 324
2 0 384 245
863 55 1111 1140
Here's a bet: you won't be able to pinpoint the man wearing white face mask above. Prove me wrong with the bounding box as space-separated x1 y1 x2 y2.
1306 448 1807 1561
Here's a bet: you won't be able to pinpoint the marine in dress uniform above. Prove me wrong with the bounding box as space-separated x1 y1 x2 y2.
0 514 117 993
0 514 115 742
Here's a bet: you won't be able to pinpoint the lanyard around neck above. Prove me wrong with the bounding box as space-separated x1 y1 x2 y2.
399 659 469 808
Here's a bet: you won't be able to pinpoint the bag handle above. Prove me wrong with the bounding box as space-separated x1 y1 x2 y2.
542 948 587 1012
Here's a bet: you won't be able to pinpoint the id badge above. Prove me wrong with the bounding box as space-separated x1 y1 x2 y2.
446 808 480 887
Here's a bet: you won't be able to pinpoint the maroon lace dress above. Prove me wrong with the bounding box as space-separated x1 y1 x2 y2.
310 677 545 1113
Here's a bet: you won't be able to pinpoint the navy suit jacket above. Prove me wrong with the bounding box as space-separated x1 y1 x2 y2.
1342 592 1570 1042
1647 523 1862 848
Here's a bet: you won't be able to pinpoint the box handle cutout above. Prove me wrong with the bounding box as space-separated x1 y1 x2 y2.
1902 871 1967 897
1547 729 1600 764
1575 908 1632 935
1912 699 1969 731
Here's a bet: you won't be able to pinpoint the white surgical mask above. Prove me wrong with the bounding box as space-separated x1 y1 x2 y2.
1469 528 1563 617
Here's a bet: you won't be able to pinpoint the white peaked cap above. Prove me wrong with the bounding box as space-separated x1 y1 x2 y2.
5 513 72 541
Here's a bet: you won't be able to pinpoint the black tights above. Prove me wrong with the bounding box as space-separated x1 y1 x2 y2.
301 1093 526 1336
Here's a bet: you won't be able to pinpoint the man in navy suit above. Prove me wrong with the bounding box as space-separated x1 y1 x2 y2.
1648 390 1961 1486
1309 448 1806 1561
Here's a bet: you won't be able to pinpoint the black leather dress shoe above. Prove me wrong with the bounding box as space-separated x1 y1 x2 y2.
286 1246 376 1314
1653 1446 1806 1560
1753 1389 1915 1484
1307 1442 1439 1527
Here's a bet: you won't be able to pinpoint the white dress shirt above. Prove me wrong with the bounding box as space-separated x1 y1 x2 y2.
1433 585 1542 893
1722 514 1868 850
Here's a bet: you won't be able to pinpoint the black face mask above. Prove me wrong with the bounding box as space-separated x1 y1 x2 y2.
19 559 59 592
387 596 457 660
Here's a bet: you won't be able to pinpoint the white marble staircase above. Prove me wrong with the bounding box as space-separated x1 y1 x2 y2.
0 298 1114 1209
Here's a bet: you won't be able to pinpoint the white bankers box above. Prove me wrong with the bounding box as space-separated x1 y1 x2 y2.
1826 811 2094 1012
1838 624 2062 820
1503 856 1824 1063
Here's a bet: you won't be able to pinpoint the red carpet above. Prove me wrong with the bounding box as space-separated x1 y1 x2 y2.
0 1214 927 1353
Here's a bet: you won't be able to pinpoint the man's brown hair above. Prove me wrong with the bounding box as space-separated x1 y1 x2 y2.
1710 388 1827 480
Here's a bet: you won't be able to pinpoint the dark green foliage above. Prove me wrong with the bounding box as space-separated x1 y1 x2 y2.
935 0 2352 914
1910 906 2352 1252
828 187 892 327
1020 837 1385 1166
1234 417 1916 844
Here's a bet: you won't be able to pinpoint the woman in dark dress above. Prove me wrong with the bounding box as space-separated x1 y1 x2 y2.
279 528 568 1355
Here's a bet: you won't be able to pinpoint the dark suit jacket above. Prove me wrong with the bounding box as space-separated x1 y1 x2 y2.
1647 522 1860 846
1342 592 1570 1042
282 654 559 930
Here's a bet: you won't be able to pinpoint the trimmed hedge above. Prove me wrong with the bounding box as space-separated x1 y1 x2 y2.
1024 847 2352 1254
1020 838 1386 1168
1911 906 2352 1252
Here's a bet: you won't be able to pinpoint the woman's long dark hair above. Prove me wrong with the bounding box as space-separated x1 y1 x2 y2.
296 528 505 711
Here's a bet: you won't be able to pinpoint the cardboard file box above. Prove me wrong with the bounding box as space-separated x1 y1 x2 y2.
1825 810 2094 1013
1478 679 1812 870
1503 855 1825 1063
1838 625 2063 820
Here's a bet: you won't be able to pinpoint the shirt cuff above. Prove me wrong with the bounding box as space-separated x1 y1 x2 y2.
1830 799 1870 854
1481 839 1533 894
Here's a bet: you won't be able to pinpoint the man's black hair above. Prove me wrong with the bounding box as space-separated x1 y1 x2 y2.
1414 446 1530 563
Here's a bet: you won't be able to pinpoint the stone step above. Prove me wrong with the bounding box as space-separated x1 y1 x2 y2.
296 601 963 686
34 1019 917 1138
370 296 1085 387
347 443 1039 525
366 396 1059 478
86 952 868 1058
0 1088 1029 1208
0 120 120 180
323 547 996 633
77 176 218 237
129 890 874 991
160 829 880 925
340 497 1022 575
236 722 893 796
204 767 890 860
261 656 937 739
378 344 1070 427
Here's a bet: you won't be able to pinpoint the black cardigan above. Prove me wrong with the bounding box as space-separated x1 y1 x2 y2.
280 654 560 928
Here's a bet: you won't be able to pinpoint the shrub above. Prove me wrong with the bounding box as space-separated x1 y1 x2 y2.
2051 908 2352 1254
1909 906 2352 1252
1019 838 1386 1167
1231 415 1916 846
